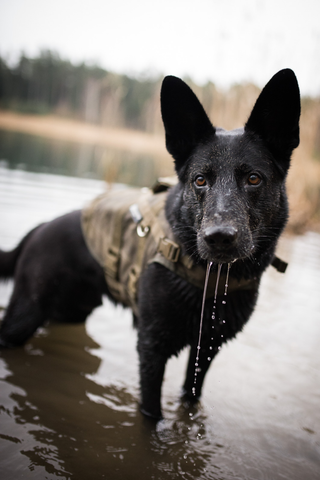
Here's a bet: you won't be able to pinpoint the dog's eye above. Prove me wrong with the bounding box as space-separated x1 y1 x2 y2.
195 176 206 187
248 174 261 186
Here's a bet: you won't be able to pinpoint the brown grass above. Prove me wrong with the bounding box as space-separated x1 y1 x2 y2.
286 101 320 232
287 149 320 232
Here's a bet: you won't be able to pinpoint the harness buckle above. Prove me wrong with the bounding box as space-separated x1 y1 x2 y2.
158 237 180 263
105 246 120 279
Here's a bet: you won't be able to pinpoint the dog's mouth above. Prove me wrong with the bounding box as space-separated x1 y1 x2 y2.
202 249 240 265
200 247 253 266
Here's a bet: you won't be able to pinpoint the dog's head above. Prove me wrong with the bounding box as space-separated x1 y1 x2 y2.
161 70 300 267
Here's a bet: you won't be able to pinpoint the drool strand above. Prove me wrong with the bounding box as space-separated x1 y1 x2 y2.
208 263 223 361
211 263 222 322
222 262 231 305
193 262 223 396
192 261 212 396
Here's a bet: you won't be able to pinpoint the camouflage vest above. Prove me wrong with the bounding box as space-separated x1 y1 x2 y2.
81 177 285 316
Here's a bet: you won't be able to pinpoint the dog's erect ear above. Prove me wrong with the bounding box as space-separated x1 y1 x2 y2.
245 69 301 175
161 76 215 172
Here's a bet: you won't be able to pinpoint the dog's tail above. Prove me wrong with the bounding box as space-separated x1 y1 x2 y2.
0 226 39 280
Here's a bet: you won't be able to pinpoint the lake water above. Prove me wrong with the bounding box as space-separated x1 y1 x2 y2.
0 128 172 187
0 167 320 480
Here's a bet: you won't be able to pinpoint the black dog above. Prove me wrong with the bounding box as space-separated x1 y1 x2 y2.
0 69 300 419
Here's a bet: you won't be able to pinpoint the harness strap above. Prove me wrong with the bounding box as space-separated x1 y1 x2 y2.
271 256 288 273
103 190 138 302
126 189 170 303
127 190 156 302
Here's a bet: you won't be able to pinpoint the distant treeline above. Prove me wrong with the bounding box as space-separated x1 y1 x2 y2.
0 51 162 131
0 51 320 158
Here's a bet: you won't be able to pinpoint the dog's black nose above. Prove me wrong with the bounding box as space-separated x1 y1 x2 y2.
204 226 238 248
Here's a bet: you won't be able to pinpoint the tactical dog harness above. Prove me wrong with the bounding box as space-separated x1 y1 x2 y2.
81 177 287 316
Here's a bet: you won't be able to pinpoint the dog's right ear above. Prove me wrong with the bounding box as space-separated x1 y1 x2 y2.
245 69 301 175
161 76 215 172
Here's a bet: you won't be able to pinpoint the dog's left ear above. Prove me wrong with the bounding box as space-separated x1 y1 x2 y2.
245 69 301 175
161 76 215 172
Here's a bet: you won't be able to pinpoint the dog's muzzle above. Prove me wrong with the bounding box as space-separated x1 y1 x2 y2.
203 225 238 248
199 224 252 263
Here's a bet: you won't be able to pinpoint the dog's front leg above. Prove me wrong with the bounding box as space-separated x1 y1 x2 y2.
137 337 167 420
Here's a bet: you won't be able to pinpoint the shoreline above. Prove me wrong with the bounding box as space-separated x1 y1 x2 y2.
0 110 168 159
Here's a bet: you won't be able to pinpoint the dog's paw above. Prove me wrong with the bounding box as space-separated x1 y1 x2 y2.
180 388 201 405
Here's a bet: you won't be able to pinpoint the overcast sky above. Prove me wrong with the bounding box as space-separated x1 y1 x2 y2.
1 0 320 96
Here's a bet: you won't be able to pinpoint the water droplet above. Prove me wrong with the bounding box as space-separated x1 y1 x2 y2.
222 264 231 308
209 346 213 350
221 334 223 338
207 357 211 361
218 346 221 350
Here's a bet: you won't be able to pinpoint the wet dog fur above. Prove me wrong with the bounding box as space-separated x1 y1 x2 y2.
0 69 300 419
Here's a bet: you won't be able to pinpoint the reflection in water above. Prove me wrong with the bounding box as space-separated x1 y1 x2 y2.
0 318 217 480
0 169 320 479
0 129 173 187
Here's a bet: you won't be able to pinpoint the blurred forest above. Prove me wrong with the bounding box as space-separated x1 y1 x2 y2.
0 51 320 230
0 51 161 131
1 51 319 145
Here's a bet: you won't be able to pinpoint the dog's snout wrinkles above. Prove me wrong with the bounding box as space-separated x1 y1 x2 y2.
204 226 238 248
